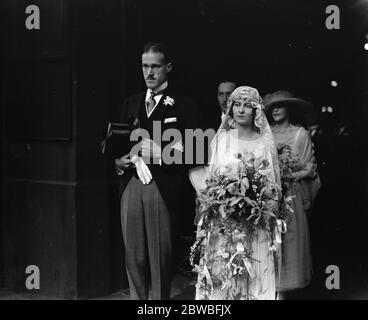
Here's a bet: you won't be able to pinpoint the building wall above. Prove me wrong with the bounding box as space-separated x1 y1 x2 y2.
0 0 129 298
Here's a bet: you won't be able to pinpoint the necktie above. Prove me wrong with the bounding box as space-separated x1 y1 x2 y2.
146 91 157 116
146 88 166 116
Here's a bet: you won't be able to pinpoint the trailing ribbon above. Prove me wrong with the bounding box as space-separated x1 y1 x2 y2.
197 215 204 228
203 264 214 299
201 228 214 299
227 242 255 279
274 219 287 244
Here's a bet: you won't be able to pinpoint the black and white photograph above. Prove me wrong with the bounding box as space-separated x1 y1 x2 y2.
0 0 368 305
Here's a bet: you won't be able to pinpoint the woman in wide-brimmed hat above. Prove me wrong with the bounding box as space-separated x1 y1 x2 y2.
264 90 314 127
263 90 321 295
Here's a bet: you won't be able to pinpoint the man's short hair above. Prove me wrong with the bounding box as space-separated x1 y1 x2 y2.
143 42 172 64
218 81 237 90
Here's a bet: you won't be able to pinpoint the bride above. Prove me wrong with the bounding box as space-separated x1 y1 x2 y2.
189 86 282 300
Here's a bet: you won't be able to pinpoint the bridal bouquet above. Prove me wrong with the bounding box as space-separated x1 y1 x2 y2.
275 143 300 224
194 151 280 230
276 143 301 187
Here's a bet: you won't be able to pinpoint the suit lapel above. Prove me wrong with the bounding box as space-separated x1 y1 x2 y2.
155 92 167 120
142 89 171 121
156 90 176 121
126 89 174 123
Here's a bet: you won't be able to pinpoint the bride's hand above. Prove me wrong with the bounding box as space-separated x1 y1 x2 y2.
219 107 233 130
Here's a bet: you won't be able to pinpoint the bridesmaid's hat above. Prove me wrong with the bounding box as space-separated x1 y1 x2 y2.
263 90 314 115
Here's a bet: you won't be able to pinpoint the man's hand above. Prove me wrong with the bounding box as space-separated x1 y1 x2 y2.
115 153 133 170
219 107 234 130
140 139 161 160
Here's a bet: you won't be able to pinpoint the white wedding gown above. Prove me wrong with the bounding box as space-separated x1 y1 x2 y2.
189 130 281 300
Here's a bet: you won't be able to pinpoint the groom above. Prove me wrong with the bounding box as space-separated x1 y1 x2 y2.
115 42 201 299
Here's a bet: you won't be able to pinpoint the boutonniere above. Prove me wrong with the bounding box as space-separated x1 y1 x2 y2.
163 96 175 107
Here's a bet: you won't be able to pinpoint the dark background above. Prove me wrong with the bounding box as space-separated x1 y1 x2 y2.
0 0 367 298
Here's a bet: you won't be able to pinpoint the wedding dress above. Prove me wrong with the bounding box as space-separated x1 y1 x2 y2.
189 86 283 300
191 128 282 300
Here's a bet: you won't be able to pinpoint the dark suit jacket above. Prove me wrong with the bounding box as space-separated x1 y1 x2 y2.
204 106 222 132
118 89 202 233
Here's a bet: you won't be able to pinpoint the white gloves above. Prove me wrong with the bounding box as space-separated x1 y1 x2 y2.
131 155 152 185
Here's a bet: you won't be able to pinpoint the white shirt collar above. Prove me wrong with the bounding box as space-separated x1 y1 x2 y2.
146 81 168 97
145 81 168 118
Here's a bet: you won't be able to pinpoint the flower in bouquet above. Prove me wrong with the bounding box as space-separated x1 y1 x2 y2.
276 143 301 187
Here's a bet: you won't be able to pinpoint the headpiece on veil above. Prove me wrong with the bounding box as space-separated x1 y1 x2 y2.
227 86 269 135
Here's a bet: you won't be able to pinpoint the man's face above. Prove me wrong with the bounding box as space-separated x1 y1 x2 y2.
142 51 172 90
217 82 236 112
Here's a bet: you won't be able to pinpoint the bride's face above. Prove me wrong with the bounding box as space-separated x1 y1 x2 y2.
232 100 254 127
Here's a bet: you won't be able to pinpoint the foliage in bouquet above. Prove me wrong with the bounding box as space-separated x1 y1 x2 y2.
194 151 280 232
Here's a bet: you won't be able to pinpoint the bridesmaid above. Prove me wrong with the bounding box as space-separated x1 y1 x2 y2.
263 90 321 296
